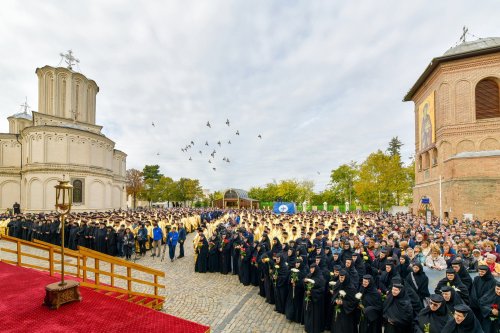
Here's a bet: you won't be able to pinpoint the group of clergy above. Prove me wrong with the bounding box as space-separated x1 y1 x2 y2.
192 210 499 333
0 208 214 258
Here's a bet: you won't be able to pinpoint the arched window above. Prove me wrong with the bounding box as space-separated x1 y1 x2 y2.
73 179 83 203
476 78 500 120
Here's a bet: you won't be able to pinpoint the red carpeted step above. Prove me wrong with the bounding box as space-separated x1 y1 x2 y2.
0 262 210 333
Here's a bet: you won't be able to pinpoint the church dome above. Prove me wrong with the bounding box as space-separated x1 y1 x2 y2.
9 111 33 120
443 37 500 56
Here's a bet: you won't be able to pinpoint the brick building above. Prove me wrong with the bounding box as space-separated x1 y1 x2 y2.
404 37 500 220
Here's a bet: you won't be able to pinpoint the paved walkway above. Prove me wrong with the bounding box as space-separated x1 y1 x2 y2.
0 233 304 333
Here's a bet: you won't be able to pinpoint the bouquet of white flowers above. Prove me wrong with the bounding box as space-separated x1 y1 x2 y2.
290 268 300 298
304 278 315 310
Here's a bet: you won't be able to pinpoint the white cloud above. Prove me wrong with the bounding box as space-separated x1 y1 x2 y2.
1 0 499 192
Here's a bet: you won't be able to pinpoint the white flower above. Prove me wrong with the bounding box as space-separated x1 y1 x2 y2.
305 278 315 284
339 290 346 298
452 286 460 292
355 292 363 300
329 281 337 286
275 265 280 269
291 268 300 273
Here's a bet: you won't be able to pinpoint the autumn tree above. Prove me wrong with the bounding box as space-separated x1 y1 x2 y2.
126 168 144 209
330 161 358 204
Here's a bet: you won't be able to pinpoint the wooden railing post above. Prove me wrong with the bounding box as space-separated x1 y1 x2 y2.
110 263 115 287
17 241 21 266
76 254 81 278
49 247 54 276
154 275 158 297
127 267 132 296
95 258 100 286
82 255 87 282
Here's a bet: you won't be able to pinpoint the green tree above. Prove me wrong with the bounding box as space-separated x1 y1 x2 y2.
387 136 404 158
330 161 358 204
142 165 163 181
175 178 203 207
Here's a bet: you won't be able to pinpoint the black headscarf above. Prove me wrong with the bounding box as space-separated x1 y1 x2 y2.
405 263 430 300
441 304 483 333
360 275 383 322
441 285 464 316
416 294 449 333
383 284 413 326
470 266 497 318
332 269 358 314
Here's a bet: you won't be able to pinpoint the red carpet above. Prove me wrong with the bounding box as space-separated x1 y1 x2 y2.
0 262 210 333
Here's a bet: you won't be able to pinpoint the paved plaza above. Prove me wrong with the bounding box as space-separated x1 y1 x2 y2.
0 233 304 333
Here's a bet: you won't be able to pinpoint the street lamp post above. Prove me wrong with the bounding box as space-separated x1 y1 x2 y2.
44 178 82 309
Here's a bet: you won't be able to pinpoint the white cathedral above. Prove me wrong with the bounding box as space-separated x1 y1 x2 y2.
0 55 127 212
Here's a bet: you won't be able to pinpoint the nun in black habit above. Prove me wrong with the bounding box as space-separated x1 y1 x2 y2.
250 241 260 286
435 269 470 304
358 275 383 333
230 233 240 275
475 279 500 333
441 304 484 333
382 283 414 333
239 237 251 286
441 285 464 317
271 237 283 256
405 263 430 306
451 259 473 293
303 263 326 333
257 244 268 297
415 294 450 333
330 269 359 333
219 233 232 275
195 234 209 273
273 253 289 314
470 265 498 324
262 254 275 305
208 235 220 273
285 257 308 323
379 263 400 295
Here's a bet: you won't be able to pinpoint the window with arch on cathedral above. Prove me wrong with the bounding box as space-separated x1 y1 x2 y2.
72 179 84 204
475 78 500 120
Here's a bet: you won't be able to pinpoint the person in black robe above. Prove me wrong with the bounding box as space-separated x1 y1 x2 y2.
303 263 325 333
451 259 473 293
435 269 470 304
344 256 360 289
352 252 367 280
470 265 498 321
239 237 251 286
324 246 334 271
331 269 359 333
262 253 275 305
123 228 135 260
77 222 87 248
324 265 341 331
273 253 289 314
195 234 209 273
396 255 411 280
480 281 500 333
340 241 354 264
359 275 383 333
441 285 464 317
250 242 260 286
256 243 267 297
95 223 107 253
441 304 484 333
285 257 307 323
219 233 232 274
406 263 430 306
271 237 283 257
415 294 450 333
105 226 117 256
382 283 413 333
68 221 79 250
230 233 240 275
379 263 400 295
50 219 60 245
208 235 220 273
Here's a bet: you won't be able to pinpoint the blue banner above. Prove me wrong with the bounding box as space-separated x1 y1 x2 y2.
273 202 295 214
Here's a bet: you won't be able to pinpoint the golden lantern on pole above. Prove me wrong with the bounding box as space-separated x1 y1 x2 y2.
44 177 82 309
54 179 73 285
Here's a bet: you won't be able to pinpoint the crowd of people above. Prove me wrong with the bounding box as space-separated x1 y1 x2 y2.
0 208 222 261
192 210 500 333
2 207 500 332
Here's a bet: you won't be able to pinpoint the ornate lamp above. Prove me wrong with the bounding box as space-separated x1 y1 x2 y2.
44 177 82 309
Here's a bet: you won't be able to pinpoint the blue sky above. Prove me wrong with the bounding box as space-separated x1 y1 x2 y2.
0 1 499 192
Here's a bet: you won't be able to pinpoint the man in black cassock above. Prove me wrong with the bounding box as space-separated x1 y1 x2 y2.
303 263 325 333
13 202 20 214
415 294 449 333
106 226 117 256
95 223 107 253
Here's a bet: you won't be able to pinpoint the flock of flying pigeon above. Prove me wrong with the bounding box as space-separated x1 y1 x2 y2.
153 119 263 172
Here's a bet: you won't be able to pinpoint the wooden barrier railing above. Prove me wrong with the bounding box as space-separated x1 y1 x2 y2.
0 235 165 310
